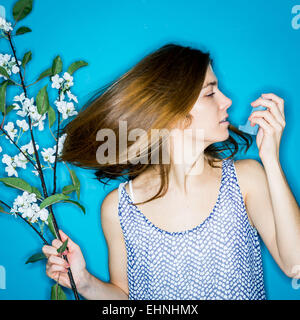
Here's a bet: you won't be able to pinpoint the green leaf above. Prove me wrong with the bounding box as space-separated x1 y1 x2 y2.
62 184 77 195
31 186 43 199
51 283 67 300
40 193 70 210
36 67 52 82
57 239 68 254
0 205 10 214
13 0 33 22
25 252 46 264
0 177 43 200
0 67 10 80
52 56 63 75
22 51 32 68
47 105 56 128
5 105 16 115
0 81 8 114
36 85 50 115
16 26 32 35
40 193 85 214
47 212 57 237
1 80 15 86
62 199 85 214
67 60 88 75
69 169 80 200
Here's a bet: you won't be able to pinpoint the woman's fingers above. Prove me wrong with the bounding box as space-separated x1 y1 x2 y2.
46 262 69 275
59 229 78 253
49 272 71 289
48 255 70 268
52 238 63 249
42 245 59 258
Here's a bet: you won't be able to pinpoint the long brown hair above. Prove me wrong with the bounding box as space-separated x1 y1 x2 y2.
58 43 253 205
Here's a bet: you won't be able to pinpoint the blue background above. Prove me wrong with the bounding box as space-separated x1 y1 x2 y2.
0 0 299 300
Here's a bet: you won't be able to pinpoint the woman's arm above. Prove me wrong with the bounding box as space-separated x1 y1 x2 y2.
245 92 300 278
239 158 300 278
79 187 130 299
260 159 300 276
43 232 129 300
76 270 129 300
43 186 129 300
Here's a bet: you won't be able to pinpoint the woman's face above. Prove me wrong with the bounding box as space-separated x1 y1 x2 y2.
187 64 232 145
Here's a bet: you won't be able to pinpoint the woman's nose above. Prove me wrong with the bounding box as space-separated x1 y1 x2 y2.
220 94 232 110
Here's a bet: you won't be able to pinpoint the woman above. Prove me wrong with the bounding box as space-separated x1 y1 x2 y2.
42 43 300 300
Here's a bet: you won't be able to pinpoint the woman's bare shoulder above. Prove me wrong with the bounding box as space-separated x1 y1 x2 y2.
100 186 121 233
233 158 265 197
234 158 264 175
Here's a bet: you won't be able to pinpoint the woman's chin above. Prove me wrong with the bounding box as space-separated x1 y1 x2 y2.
216 129 230 142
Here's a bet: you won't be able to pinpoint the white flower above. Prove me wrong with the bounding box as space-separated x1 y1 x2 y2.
0 146 2 153
66 90 78 103
0 54 10 64
12 95 34 117
58 133 67 156
51 72 74 91
62 72 74 89
0 17 13 32
12 94 46 130
39 208 49 222
63 72 72 82
2 154 18 177
32 169 39 176
0 53 21 80
3 122 17 143
41 147 56 163
10 191 48 224
51 74 64 89
32 113 46 131
2 154 12 166
21 141 39 155
16 119 29 131
54 100 78 120
13 93 25 103
26 192 37 203
11 64 19 74
14 153 28 169
53 133 67 157
5 165 18 177
22 206 34 219
2 152 29 176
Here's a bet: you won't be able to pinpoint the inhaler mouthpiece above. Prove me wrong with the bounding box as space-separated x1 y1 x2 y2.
238 105 267 135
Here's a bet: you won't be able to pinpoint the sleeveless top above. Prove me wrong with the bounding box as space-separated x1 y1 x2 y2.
117 158 266 300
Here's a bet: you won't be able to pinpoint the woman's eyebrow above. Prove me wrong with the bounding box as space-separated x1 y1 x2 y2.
202 80 218 89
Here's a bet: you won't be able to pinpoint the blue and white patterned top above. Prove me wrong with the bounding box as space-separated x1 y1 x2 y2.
117 158 266 300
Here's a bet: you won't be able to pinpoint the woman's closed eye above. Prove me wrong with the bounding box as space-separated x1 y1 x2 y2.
206 92 215 97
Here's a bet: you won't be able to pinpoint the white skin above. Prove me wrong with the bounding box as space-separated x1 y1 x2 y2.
42 63 234 295
43 63 300 299
164 63 232 193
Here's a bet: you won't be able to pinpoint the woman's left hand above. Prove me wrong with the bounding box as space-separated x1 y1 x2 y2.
248 93 286 163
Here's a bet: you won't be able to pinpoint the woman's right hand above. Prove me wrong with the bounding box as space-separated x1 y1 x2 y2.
42 229 89 291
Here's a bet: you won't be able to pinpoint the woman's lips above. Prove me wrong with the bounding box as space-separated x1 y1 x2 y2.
219 120 229 125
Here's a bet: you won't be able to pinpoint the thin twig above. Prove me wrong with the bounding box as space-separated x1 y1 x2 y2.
25 78 42 88
52 108 60 195
0 200 49 245
48 119 57 142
